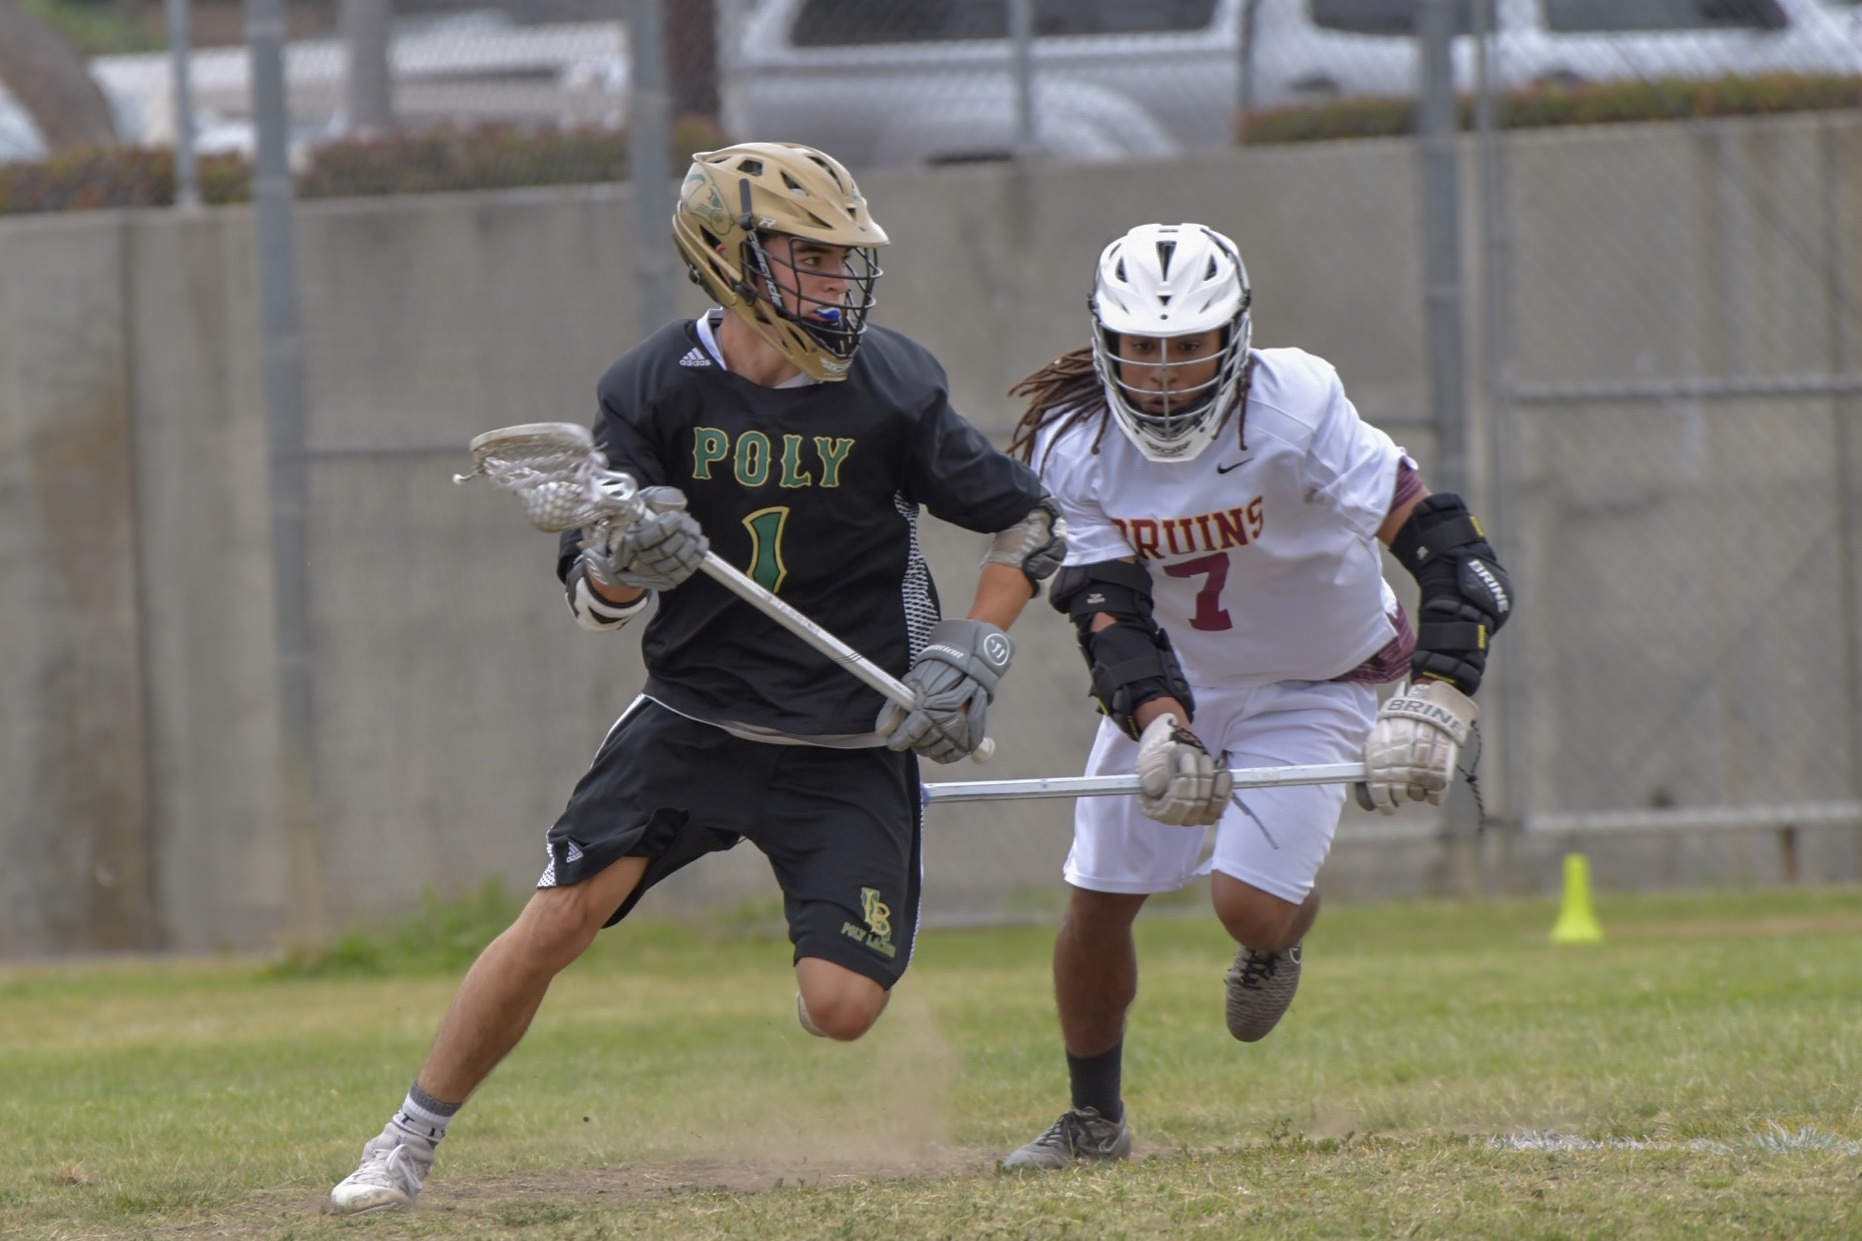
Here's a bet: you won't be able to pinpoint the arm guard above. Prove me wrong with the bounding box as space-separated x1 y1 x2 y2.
1390 493 1513 696
983 493 1068 592
1049 559 1194 739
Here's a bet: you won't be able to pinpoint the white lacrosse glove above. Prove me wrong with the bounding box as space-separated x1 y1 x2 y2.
876 619 1013 764
581 485 709 593
1362 679 1479 814
1134 712 1232 826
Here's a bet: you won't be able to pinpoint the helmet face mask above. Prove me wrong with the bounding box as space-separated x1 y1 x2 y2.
1102 327 1230 439
673 143 889 381
1089 223 1253 462
738 231 881 370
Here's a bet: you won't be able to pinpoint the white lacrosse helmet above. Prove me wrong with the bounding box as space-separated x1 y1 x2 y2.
1090 223 1253 462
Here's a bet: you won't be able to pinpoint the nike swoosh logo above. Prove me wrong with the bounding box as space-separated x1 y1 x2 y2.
1216 457 1252 474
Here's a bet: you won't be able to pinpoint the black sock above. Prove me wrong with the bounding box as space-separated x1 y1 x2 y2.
1066 1043 1124 1123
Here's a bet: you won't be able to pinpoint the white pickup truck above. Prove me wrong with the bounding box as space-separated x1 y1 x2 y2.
721 0 1862 171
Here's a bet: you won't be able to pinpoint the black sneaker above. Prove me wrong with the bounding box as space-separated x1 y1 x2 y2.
1225 940 1302 1042
1000 1107 1132 1170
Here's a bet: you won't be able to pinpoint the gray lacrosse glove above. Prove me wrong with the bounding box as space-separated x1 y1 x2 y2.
1135 712 1233 826
582 485 709 593
1363 679 1478 813
876 619 1014 764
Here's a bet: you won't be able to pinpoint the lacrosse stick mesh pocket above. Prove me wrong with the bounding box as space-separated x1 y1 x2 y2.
465 423 616 533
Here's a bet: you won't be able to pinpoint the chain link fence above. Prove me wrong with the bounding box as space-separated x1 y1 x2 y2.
166 0 1862 900
8 1 1862 953
1477 3 1862 858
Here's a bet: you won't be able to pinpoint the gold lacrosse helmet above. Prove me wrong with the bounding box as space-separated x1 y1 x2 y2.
673 143 889 381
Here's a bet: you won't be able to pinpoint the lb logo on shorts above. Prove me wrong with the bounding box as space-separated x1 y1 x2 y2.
841 887 897 960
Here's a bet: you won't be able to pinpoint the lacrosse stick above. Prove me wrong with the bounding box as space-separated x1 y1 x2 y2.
457 422 994 762
920 762 1366 804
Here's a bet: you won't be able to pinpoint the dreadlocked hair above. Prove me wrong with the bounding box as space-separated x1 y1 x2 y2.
1006 347 1107 463
1005 345 1256 464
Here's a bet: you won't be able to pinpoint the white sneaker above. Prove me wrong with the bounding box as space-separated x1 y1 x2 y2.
327 1123 436 1215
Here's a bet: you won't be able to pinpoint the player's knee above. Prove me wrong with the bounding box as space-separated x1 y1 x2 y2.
1212 881 1309 951
1219 906 1296 951
513 857 644 969
795 967 890 1041
799 991 887 1041
511 886 607 968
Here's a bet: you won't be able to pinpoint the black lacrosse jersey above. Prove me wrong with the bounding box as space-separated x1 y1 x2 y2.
557 316 1043 737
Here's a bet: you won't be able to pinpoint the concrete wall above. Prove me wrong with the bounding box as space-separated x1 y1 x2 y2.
0 215 157 953
1499 114 1862 823
3 113 1858 956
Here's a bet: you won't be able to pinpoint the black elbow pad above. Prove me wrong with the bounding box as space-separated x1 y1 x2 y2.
1391 493 1513 695
1049 560 1193 737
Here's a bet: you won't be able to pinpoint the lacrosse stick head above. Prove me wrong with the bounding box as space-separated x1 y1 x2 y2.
461 422 631 533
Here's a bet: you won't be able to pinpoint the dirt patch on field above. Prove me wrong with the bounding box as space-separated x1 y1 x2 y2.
130 1154 1004 1239
437 1147 994 1201
354 1138 1176 1210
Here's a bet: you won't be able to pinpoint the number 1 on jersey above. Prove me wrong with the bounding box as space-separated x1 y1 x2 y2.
1163 552 1233 631
743 506 790 592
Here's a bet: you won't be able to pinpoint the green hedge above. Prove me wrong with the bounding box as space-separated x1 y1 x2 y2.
1242 71 1862 144
6 74 1858 215
0 147 251 214
296 117 724 198
0 115 725 217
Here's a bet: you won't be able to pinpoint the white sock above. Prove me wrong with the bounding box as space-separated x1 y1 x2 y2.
390 1081 459 1144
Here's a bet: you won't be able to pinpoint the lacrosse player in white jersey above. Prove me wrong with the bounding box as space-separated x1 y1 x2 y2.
999 222 1512 1169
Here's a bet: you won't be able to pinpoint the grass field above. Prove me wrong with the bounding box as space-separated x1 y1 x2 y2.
3 885 1859 1239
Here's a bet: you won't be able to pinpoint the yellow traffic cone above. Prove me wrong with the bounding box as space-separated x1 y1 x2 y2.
1549 852 1604 945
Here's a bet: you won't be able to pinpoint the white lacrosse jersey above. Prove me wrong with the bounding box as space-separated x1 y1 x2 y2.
1033 347 1405 689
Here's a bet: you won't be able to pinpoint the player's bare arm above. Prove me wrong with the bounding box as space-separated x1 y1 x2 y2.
1378 483 1427 547
967 561 1042 629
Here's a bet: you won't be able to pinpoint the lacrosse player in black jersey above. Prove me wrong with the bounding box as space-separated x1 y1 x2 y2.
329 142 1066 1215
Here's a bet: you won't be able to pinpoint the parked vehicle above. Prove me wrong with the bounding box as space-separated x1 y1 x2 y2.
1477 0 1862 89
0 97 44 166
723 0 1252 167
1261 0 1862 106
723 0 1862 171
0 83 145 167
0 14 628 168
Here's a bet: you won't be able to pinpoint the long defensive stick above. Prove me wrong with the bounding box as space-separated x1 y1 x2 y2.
459 422 994 762
921 762 1367 804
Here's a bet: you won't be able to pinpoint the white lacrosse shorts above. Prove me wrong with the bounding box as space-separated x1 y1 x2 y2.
1062 679 1378 904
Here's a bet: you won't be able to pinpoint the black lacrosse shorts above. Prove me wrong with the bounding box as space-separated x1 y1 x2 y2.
541 698 923 988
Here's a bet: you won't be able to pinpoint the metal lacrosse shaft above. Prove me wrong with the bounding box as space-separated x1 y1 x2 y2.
617 501 1000 763
696 550 915 708
921 762 1367 804
650 521 997 762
